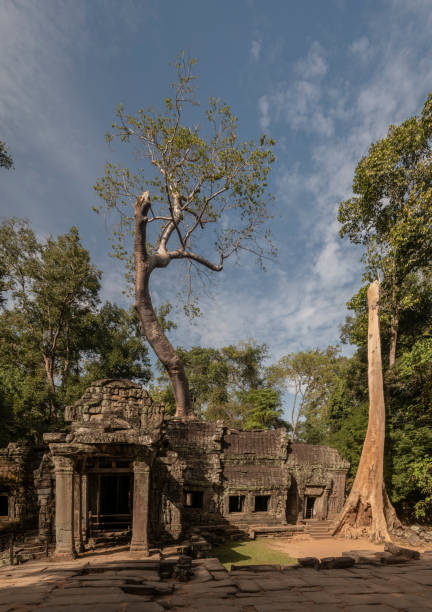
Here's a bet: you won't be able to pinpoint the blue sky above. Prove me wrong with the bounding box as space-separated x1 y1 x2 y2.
1 0 432 367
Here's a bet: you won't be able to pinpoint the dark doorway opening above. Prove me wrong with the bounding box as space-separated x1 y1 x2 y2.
305 496 315 519
286 479 299 523
254 495 270 512
229 495 245 513
90 473 132 532
185 490 203 508
0 495 8 517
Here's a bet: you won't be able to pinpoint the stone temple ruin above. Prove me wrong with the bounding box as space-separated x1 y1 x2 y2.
0 379 349 557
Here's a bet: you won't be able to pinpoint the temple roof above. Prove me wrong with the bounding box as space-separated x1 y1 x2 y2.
288 443 349 469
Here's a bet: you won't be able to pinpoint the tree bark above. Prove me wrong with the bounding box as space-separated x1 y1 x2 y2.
332 280 400 542
43 354 57 417
133 192 192 418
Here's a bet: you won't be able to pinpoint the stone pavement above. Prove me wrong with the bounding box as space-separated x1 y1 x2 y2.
1 550 432 611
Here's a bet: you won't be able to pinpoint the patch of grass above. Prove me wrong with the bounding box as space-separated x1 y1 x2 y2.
212 538 297 570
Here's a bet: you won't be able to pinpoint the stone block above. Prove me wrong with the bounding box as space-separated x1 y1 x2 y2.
319 556 355 569
297 557 319 568
384 542 420 559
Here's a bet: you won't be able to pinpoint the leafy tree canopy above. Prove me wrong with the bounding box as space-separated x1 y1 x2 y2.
0 140 13 170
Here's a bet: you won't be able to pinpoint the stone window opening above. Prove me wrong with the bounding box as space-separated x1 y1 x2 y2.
185 490 203 509
0 494 8 517
229 495 245 513
254 495 270 512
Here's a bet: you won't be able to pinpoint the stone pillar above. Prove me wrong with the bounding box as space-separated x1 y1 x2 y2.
53 456 76 557
322 484 332 520
73 472 84 552
130 460 150 555
81 474 89 540
297 487 305 522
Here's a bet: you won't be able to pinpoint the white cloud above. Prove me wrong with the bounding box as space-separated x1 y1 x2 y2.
250 38 262 62
349 36 373 62
296 41 328 80
258 95 270 130
259 41 333 136
250 3 432 362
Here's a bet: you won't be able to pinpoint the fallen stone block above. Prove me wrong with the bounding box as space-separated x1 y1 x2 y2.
319 556 355 570
384 542 420 559
377 552 410 565
200 557 225 571
297 557 319 568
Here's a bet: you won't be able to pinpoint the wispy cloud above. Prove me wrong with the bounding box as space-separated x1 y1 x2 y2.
250 38 262 62
260 41 333 137
178 2 432 362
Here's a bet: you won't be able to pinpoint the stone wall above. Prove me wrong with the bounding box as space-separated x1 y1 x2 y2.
0 443 42 527
0 380 350 549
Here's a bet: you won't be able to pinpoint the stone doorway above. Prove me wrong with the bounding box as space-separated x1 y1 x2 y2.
304 496 316 519
89 471 133 534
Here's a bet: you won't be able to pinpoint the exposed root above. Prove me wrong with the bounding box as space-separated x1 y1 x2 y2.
332 494 392 543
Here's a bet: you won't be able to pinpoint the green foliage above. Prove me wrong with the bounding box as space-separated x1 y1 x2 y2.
0 140 13 170
267 346 345 442
0 366 54 445
0 219 101 421
409 457 432 520
0 219 153 442
154 340 286 429
94 55 276 305
241 388 287 430
61 302 153 405
338 93 432 365
330 95 432 518
389 426 432 521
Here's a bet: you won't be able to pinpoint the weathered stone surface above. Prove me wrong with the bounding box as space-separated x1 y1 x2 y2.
297 557 319 568
233 579 261 592
125 604 165 612
319 556 355 569
121 582 174 595
231 564 281 572
384 542 421 559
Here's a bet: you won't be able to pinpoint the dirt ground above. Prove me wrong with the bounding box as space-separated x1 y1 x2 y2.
265 535 421 559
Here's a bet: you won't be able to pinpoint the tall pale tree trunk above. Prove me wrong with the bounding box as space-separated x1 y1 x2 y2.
332 280 400 542
133 193 192 418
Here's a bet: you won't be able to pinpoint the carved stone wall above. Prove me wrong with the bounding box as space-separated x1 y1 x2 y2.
0 442 42 527
33 454 55 539
0 380 350 548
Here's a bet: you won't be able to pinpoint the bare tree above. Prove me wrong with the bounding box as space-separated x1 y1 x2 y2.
94 56 275 417
332 281 400 541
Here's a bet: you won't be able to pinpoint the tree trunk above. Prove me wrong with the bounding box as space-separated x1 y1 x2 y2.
332 280 400 542
133 193 192 418
388 303 399 368
43 354 57 418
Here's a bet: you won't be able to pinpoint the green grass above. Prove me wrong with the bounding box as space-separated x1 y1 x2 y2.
212 538 297 570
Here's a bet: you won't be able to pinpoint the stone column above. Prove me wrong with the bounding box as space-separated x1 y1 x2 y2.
322 484 332 520
130 460 150 555
53 455 76 557
81 474 89 541
73 472 84 552
297 487 305 522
